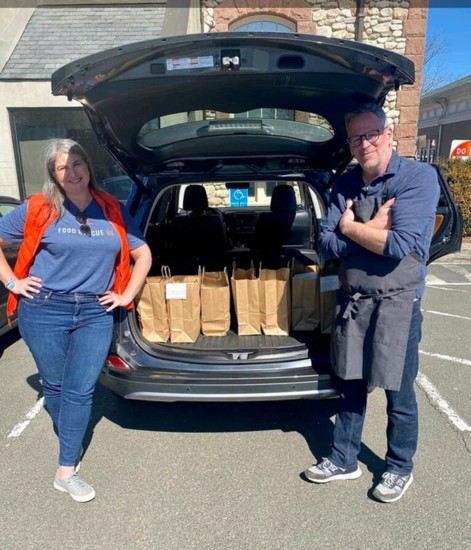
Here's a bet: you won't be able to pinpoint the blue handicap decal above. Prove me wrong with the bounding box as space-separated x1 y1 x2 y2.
230 188 248 207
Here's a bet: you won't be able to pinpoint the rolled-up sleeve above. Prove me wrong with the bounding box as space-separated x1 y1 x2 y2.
384 162 440 260
319 182 360 261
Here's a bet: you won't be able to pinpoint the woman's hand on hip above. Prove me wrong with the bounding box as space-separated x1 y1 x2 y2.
10 276 42 298
98 290 130 312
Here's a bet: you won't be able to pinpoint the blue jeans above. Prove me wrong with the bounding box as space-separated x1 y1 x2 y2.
19 290 113 467
329 300 422 475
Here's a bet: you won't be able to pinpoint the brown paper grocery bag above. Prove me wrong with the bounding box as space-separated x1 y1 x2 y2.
135 275 170 343
291 264 320 331
259 265 290 336
320 274 339 334
165 269 201 343
231 264 261 335
200 268 230 336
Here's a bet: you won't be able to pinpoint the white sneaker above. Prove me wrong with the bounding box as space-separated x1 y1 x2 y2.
54 473 96 503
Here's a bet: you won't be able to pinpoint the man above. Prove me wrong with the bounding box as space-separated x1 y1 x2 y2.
304 103 440 503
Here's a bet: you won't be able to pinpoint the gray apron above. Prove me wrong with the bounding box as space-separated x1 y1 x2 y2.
331 196 423 391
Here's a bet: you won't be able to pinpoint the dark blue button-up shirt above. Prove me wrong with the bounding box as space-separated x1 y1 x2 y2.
319 150 440 296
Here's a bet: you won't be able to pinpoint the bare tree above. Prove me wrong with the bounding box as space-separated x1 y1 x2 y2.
421 31 454 94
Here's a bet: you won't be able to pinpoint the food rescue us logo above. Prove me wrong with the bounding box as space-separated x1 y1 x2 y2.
449 140 471 159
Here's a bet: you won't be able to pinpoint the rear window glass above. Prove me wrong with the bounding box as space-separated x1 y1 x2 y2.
137 110 334 148
101 176 132 203
177 181 303 210
0 202 19 217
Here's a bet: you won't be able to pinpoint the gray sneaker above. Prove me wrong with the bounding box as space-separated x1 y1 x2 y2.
372 472 413 503
304 457 362 484
54 473 96 503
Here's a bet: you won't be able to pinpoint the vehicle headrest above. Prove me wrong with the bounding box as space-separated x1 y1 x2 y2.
183 185 209 211
270 185 296 213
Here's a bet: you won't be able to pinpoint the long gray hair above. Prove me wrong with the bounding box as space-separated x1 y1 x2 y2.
42 138 101 216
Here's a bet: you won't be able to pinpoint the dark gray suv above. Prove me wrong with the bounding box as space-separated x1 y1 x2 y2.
51 33 463 402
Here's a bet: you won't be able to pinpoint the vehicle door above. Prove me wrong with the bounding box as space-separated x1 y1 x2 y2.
428 164 463 263
0 198 21 332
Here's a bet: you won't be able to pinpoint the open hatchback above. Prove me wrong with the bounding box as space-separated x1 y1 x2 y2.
51 33 463 402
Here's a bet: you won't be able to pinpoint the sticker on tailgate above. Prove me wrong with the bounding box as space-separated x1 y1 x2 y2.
166 56 214 71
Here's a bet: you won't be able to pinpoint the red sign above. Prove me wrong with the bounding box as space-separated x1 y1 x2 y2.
450 140 471 159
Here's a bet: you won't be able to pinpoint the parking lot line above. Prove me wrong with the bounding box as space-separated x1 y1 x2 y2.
416 372 471 432
423 309 471 320
7 397 44 438
419 350 471 367
426 281 471 287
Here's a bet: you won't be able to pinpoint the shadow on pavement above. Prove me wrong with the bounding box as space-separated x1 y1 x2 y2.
22 362 385 480
26 372 43 394
87 383 386 480
0 327 21 358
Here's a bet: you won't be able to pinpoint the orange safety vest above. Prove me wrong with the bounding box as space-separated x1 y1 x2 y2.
7 189 132 322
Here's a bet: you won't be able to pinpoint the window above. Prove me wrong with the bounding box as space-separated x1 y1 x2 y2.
137 109 333 149
0 201 19 217
177 182 301 209
9 108 125 199
138 111 204 142
234 108 294 121
416 136 437 163
231 16 295 33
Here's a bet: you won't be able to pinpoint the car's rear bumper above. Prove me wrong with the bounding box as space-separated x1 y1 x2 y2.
100 368 337 402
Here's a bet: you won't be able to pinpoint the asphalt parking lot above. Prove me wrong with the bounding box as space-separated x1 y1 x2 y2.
1 244 470 550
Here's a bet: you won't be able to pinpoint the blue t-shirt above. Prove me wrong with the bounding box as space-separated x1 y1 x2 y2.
0 197 146 295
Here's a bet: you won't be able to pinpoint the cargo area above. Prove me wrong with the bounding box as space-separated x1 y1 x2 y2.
128 180 336 373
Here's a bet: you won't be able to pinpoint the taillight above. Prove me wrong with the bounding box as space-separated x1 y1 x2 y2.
106 355 130 371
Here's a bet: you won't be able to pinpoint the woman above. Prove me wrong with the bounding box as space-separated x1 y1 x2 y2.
0 139 152 503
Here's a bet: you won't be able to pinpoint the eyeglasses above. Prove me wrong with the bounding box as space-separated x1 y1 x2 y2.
55 160 86 174
75 212 91 237
346 128 386 148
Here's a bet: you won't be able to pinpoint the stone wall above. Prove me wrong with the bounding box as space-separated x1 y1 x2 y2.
202 0 428 157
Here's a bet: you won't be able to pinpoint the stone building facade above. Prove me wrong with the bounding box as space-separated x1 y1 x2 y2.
202 0 428 158
0 0 429 198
